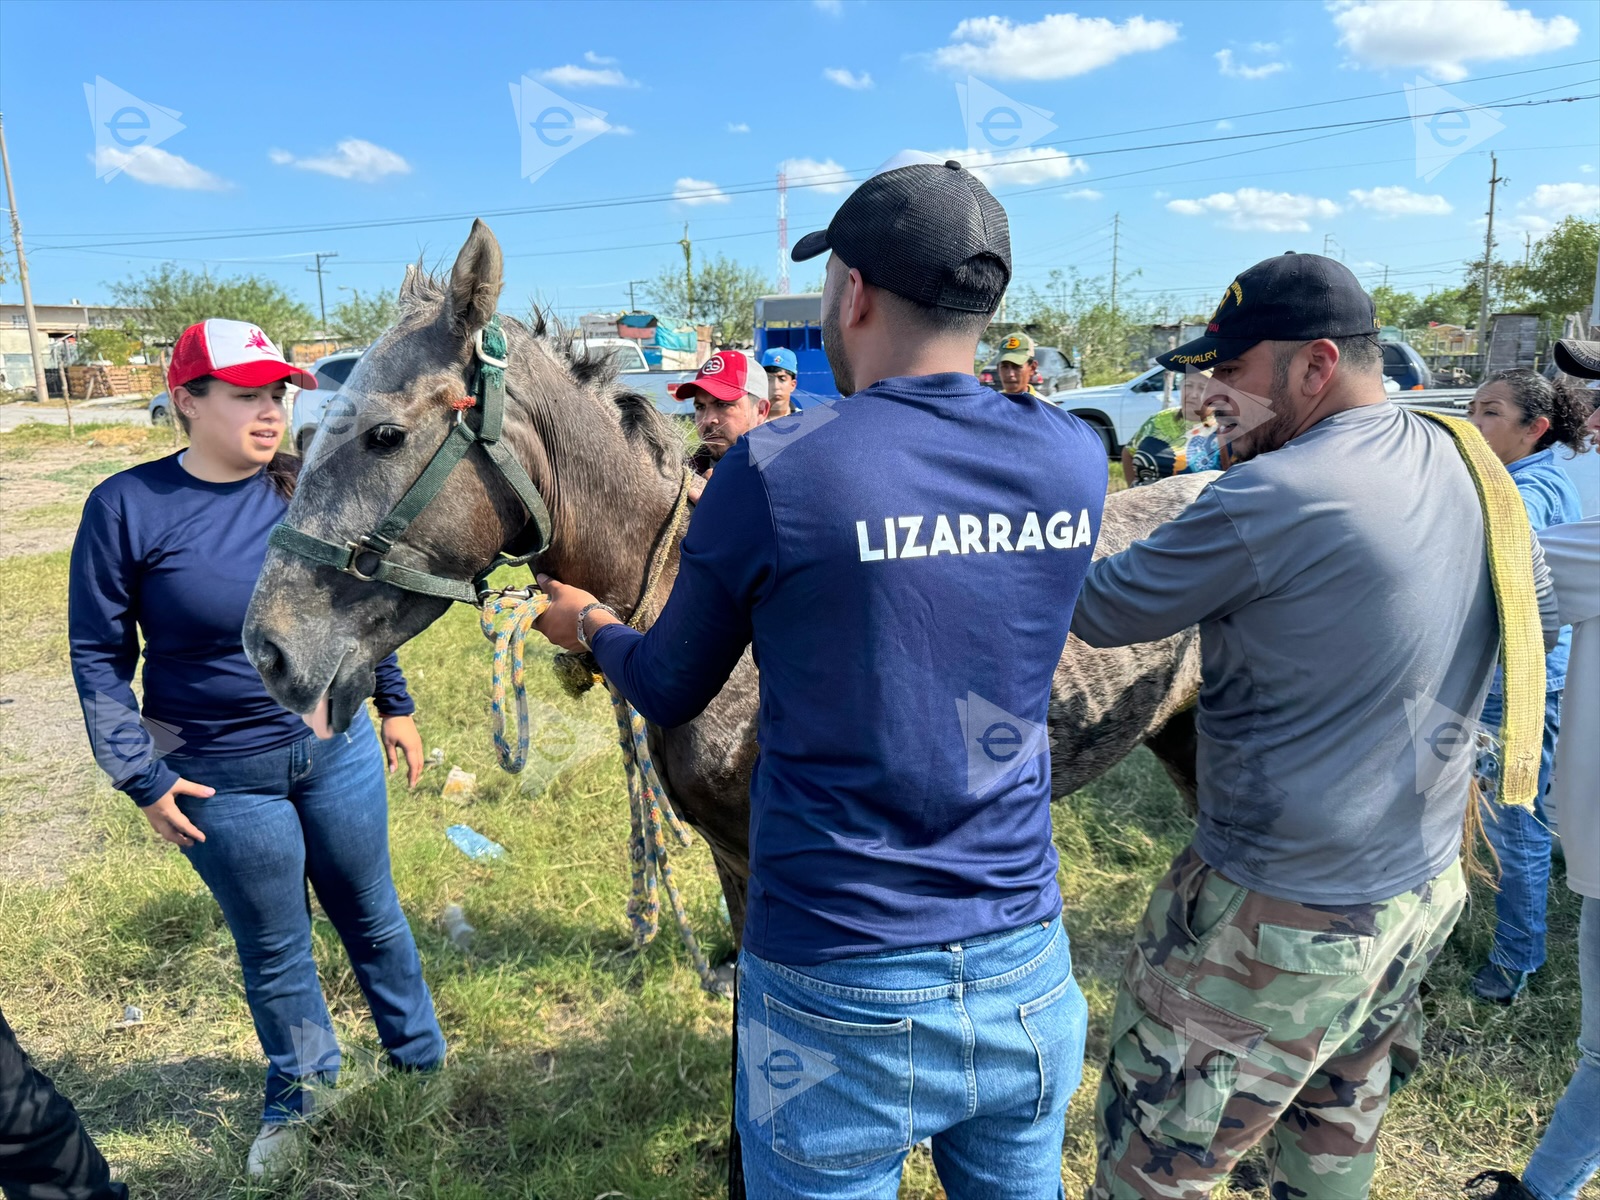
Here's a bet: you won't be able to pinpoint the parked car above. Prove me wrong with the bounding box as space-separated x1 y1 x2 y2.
1052 366 1179 457
1381 340 1433 391
978 345 1080 395
290 348 364 457
578 336 699 417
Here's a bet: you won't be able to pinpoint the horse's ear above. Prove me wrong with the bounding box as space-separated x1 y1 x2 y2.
445 219 504 336
399 262 428 308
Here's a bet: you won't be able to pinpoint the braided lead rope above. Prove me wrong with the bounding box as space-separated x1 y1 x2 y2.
475 579 720 991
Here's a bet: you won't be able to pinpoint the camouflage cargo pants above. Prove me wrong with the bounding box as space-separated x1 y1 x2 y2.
1091 846 1467 1199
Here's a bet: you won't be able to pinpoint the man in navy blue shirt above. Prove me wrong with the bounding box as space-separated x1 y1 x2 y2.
536 160 1107 1198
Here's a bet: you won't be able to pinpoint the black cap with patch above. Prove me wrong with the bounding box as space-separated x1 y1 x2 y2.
791 160 1011 313
1157 252 1379 371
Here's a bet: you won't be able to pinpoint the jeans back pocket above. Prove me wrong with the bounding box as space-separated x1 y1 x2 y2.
1019 973 1089 1124
756 993 913 1170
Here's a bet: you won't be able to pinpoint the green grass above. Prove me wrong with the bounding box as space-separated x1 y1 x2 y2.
0 449 1589 1199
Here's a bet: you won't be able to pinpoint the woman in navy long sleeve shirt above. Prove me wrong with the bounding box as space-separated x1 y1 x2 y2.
67 320 444 1177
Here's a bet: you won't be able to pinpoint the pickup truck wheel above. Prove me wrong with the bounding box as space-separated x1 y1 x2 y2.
1083 417 1115 459
150 405 169 426
296 426 317 458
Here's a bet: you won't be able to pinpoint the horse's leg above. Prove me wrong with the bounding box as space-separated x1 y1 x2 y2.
709 851 749 955
1143 706 1199 815
707 847 750 1200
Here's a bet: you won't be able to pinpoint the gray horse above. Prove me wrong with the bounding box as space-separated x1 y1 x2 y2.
243 220 1207 944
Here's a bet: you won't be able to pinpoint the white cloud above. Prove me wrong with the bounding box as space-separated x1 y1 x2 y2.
728 122 751 134
537 62 639 88
673 177 730 206
1349 185 1452 217
1215 119 1234 131
1580 164 1595 174
814 0 842 11
92 145 227 190
1329 0 1580 82
931 12 1179 80
780 156 854 193
269 138 410 182
1216 48 1287 79
1167 187 1342 232
937 145 1088 186
583 50 618 65
1063 188 1103 201
1153 189 1170 199
1250 41 1282 53
1507 180 1600 233
823 67 873 89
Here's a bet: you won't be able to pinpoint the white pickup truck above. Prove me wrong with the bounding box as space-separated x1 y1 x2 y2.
580 337 698 417
1060 365 1408 459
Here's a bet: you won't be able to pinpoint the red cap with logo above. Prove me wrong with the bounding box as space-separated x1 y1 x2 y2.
676 352 769 404
167 319 318 393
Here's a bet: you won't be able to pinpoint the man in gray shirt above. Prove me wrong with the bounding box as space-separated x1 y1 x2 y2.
1075 253 1551 1199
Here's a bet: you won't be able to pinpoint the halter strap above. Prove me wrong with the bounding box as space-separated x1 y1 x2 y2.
268 314 555 604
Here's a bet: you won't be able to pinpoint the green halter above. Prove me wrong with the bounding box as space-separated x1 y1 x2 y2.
268 316 554 605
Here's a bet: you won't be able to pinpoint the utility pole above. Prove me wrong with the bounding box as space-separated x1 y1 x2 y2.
1382 264 1389 290
1478 153 1506 375
777 168 790 294
1110 213 1120 317
306 251 338 340
1322 234 1343 260
678 224 693 321
626 279 647 313
1524 231 1532 268
0 112 50 405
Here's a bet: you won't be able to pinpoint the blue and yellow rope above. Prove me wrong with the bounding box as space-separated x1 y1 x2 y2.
477 586 719 991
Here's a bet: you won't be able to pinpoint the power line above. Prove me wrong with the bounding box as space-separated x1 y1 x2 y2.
30 73 1598 253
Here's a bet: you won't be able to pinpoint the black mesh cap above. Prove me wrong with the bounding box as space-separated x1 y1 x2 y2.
791 160 1011 313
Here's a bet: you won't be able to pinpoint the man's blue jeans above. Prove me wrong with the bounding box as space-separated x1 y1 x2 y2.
735 915 1086 1199
1477 688 1563 975
169 727 445 1124
1524 894 1600 1199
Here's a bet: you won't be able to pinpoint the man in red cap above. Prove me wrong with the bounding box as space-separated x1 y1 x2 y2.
682 351 770 476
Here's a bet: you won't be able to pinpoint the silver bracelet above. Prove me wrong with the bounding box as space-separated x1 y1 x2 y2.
576 602 619 651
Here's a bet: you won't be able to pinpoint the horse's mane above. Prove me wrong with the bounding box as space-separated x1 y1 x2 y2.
400 265 687 476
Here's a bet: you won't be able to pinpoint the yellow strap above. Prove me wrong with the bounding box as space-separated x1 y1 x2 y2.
1415 410 1545 808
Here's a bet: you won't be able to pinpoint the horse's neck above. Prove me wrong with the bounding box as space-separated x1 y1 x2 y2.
527 413 683 621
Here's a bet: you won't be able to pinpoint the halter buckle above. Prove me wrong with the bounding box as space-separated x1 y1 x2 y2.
342 537 388 581
472 326 508 370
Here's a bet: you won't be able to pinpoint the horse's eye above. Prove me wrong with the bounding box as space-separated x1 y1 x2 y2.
365 424 407 454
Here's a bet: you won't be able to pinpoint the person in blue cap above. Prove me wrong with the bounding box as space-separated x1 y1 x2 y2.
760 347 801 417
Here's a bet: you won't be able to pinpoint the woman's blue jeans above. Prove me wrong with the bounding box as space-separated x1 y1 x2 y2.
1524 895 1600 1199
169 727 444 1124
1477 688 1563 975
735 915 1086 1199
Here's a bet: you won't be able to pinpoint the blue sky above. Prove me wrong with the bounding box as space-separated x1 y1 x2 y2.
2 0 1597 323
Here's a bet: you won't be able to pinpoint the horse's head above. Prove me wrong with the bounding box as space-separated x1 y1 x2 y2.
244 219 686 732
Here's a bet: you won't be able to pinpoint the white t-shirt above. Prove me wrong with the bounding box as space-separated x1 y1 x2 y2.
1543 517 1600 899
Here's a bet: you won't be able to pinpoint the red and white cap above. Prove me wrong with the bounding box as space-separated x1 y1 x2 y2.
167 319 318 393
676 352 769 404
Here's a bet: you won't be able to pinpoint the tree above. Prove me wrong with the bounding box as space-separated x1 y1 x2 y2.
108 264 315 347
1009 268 1166 385
1505 216 1599 322
77 320 142 365
328 288 398 344
644 253 773 344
